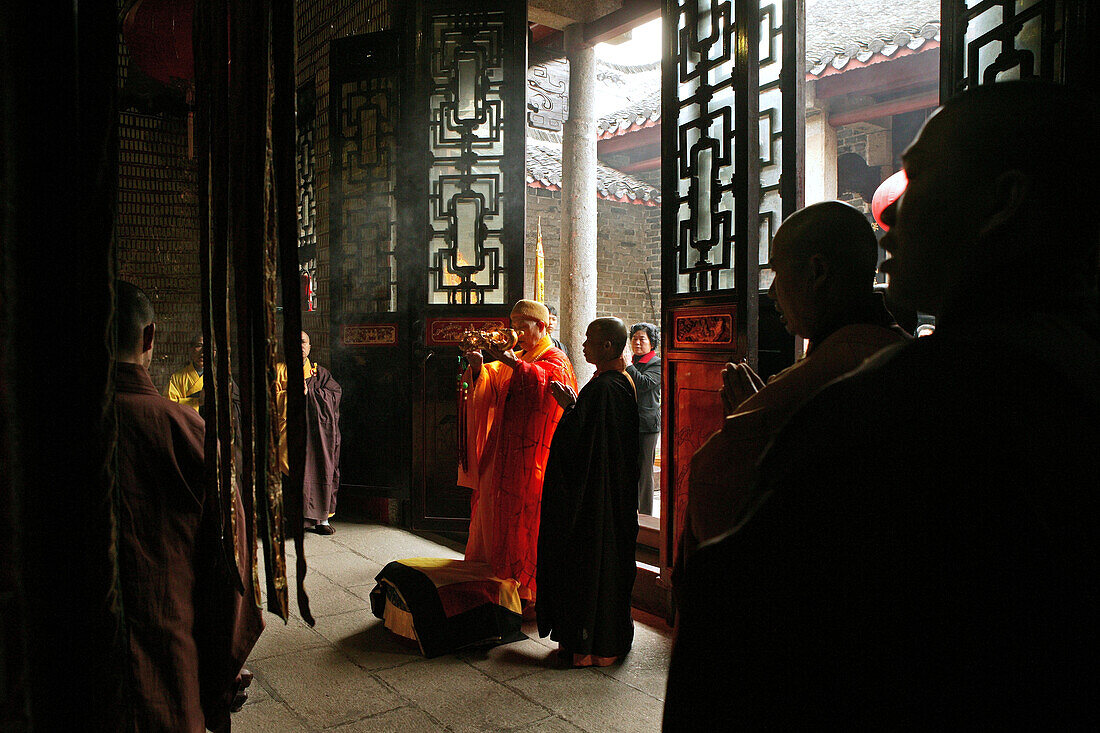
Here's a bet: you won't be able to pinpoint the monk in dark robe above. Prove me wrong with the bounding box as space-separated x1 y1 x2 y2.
276 330 342 534
114 281 263 731
537 317 640 667
664 80 1100 730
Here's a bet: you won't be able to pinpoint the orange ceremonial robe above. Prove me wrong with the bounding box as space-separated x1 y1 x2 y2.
458 334 576 602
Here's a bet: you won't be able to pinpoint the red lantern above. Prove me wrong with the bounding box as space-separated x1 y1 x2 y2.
871 169 907 231
122 0 195 86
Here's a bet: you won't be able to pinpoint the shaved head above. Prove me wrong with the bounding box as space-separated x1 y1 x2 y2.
116 281 154 357
880 79 1098 313
590 317 629 353
773 201 878 290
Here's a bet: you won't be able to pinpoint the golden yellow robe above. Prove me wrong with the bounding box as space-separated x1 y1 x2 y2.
164 363 203 412
274 359 318 475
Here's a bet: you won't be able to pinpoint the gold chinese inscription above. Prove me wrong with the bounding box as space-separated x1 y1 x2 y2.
428 318 508 346
343 324 398 346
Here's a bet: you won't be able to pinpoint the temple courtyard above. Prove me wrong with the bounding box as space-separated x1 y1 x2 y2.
238 521 673 732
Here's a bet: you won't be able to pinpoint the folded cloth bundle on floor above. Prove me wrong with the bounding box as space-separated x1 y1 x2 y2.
369 558 525 658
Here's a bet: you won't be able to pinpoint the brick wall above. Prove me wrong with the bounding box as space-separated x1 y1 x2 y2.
525 188 662 335
117 110 201 392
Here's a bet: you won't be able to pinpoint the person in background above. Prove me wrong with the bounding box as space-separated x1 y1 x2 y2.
276 331 342 535
547 304 569 359
625 323 661 514
164 331 204 411
537 317 639 667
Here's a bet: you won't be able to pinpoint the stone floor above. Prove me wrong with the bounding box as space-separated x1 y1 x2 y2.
236 520 673 732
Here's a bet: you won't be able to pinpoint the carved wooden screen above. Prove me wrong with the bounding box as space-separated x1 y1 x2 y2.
409 0 526 531
941 0 1090 97
297 81 319 312
757 0 803 290
422 5 525 306
330 35 400 317
665 0 759 296
660 0 802 576
328 32 411 503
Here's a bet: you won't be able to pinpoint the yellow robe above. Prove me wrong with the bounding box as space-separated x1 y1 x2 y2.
274 360 317 476
164 363 203 412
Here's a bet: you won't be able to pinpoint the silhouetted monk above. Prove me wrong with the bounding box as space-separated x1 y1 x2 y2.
683 201 908 561
665 80 1100 729
276 331 342 534
114 281 262 730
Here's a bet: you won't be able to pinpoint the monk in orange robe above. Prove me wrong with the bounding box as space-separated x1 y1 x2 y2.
459 299 576 605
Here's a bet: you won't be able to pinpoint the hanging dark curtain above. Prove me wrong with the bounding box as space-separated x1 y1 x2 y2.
192 0 312 623
0 2 124 729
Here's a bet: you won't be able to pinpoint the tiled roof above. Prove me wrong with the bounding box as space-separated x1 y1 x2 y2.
597 88 661 139
805 0 940 76
526 135 660 206
586 0 940 130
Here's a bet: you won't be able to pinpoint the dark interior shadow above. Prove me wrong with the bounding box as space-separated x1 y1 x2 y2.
338 618 423 658
460 641 562 670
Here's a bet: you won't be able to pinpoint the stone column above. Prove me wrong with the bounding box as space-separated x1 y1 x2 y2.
560 23 597 385
804 111 838 205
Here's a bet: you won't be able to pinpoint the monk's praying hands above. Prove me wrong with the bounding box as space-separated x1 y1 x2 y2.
720 360 766 416
549 380 577 409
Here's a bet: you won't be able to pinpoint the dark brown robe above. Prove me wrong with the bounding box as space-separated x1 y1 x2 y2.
303 363 341 524
665 299 1100 729
115 362 263 731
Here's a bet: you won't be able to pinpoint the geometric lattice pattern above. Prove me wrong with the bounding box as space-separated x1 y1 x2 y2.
671 0 742 294
757 1 786 291
336 75 398 314
297 82 319 311
948 0 1064 96
427 11 509 305
526 60 568 133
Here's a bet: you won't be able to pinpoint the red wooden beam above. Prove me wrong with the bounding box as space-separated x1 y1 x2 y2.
813 47 940 99
621 155 661 173
529 23 559 44
827 90 940 126
597 124 660 154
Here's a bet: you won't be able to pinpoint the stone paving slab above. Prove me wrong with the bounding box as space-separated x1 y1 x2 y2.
297 571 373 619
328 523 465 565
305 549 386 589
595 614 674 701
456 634 560 682
508 666 665 733
515 715 590 733
248 614 328 661
237 521 672 733
232 699 313 732
311 608 423 671
374 655 551 732
329 704 449 731
249 646 405 729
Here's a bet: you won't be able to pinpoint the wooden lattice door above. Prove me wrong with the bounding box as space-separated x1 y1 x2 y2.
658 0 803 577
